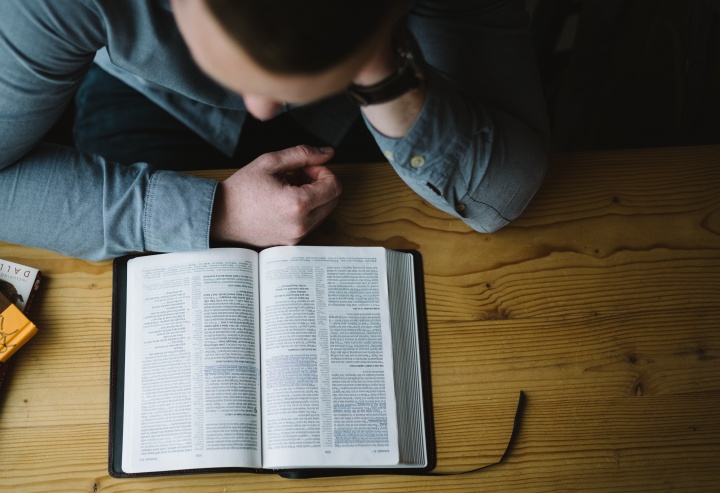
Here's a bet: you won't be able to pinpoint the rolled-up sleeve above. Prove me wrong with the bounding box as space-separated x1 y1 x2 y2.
367 0 550 232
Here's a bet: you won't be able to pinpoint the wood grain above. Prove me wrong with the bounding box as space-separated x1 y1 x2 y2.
1 145 719 492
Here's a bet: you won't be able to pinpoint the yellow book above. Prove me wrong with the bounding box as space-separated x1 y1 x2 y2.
0 291 38 363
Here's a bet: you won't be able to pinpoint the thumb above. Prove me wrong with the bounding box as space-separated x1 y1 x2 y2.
262 145 335 173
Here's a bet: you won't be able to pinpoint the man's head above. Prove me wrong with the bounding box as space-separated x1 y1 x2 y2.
171 0 404 120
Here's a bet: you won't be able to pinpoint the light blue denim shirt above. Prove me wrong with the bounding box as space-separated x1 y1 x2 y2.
0 0 549 261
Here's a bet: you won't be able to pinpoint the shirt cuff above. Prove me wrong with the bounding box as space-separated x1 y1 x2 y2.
143 170 218 253
363 69 484 221
363 69 547 233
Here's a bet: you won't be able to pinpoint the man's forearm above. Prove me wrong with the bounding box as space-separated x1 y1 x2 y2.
358 83 427 138
351 34 427 139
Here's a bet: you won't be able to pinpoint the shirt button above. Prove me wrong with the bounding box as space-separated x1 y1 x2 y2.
410 155 425 168
455 203 466 213
383 150 394 161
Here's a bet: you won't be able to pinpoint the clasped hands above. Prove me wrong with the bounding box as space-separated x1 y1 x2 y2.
210 145 342 247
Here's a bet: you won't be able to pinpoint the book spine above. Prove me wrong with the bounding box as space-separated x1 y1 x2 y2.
22 271 43 314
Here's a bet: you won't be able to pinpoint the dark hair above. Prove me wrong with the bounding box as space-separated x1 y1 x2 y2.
204 0 403 74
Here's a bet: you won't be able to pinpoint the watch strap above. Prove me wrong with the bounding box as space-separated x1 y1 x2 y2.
347 29 424 106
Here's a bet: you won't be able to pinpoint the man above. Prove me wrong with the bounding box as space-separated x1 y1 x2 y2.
0 0 549 261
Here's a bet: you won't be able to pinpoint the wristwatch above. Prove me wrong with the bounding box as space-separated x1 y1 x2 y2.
347 29 425 106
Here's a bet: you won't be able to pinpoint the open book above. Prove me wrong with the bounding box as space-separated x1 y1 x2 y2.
109 246 434 478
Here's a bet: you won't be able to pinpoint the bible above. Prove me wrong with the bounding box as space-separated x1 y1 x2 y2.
109 246 434 478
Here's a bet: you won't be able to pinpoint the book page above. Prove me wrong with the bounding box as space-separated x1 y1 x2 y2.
122 249 262 473
386 250 427 468
259 246 399 468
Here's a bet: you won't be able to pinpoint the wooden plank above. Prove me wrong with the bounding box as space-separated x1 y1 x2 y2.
1 394 717 493
1 146 719 492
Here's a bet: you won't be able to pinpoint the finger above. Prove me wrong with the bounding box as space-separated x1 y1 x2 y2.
295 166 342 208
287 161 335 187
307 195 340 225
291 195 341 243
262 145 335 173
301 162 334 181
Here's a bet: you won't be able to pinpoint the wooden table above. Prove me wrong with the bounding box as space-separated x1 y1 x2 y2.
1 145 719 492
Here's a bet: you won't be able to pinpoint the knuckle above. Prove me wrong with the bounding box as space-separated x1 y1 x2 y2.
253 152 275 168
332 176 343 196
293 144 313 158
287 196 311 217
287 221 310 240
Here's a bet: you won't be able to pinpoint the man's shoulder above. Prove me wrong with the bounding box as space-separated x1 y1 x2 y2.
2 0 170 44
2 0 107 47
4 0 103 22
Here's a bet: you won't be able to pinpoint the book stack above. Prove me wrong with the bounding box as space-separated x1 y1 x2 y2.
0 258 42 314
0 291 38 363
0 259 42 387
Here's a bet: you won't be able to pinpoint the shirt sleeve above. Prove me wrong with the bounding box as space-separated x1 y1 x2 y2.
0 0 217 260
366 0 550 232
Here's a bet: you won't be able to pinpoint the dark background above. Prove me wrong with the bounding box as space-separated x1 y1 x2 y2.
43 1 720 154
529 0 720 151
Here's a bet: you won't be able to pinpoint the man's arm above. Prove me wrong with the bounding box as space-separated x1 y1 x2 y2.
359 0 549 232
0 0 221 260
1 0 342 260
